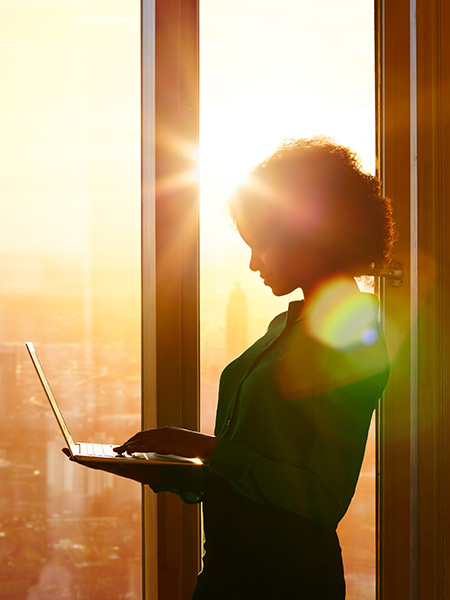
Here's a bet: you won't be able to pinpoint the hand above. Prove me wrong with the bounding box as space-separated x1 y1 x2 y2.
113 426 218 460
61 448 161 485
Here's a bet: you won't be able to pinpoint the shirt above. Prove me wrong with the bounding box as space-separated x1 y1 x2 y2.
151 292 390 529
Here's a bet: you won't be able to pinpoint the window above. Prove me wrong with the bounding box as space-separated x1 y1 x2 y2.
377 0 450 596
0 3 141 599
199 1 377 598
3 1 449 598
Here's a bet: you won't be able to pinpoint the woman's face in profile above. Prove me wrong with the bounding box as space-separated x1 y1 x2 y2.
236 210 326 297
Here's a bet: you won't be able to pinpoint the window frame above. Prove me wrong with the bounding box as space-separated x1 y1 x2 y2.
377 0 450 597
141 1 200 599
141 1 450 598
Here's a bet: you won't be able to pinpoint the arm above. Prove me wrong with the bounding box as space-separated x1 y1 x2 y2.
113 426 218 459
63 427 215 502
207 365 389 528
206 437 343 528
113 426 216 503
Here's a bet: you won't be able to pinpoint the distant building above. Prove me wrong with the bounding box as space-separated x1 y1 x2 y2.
226 283 248 359
0 347 17 420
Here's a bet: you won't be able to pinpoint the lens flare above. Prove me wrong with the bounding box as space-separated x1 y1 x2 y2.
305 276 378 350
360 327 378 346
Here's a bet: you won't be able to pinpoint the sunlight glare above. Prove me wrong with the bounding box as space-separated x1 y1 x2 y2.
304 277 379 350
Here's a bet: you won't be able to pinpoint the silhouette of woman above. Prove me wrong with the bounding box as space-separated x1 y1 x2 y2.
74 138 395 599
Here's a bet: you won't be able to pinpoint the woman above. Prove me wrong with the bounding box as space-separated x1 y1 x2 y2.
77 138 395 598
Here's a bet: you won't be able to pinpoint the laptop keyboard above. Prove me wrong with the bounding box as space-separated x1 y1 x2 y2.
78 443 119 458
75 444 202 465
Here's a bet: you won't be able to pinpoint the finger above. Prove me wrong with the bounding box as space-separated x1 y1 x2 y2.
114 427 187 455
113 443 147 453
114 430 162 453
117 434 170 453
114 443 154 454
114 437 139 451
113 442 136 453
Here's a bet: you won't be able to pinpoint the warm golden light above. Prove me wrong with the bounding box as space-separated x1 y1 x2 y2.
200 2 377 598
1 3 142 599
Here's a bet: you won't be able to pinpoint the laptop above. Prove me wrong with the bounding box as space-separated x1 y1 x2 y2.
25 342 202 467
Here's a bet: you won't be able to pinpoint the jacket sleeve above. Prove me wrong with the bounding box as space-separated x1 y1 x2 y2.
206 436 343 527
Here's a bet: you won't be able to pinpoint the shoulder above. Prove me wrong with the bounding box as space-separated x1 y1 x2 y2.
267 310 288 331
314 294 389 393
284 292 389 391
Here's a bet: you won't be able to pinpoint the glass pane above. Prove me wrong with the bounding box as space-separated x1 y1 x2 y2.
0 2 141 599
200 1 376 598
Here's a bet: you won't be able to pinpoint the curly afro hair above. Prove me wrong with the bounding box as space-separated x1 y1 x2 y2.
229 137 396 276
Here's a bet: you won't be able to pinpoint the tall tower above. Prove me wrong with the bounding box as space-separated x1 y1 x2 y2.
0 347 16 421
226 282 248 359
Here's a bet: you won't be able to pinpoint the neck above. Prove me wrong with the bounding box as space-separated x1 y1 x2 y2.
301 274 359 310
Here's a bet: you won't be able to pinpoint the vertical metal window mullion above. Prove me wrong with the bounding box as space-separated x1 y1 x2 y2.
409 0 419 597
141 1 200 598
376 0 415 597
141 1 158 599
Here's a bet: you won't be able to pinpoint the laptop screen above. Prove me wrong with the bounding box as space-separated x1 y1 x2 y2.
26 342 76 450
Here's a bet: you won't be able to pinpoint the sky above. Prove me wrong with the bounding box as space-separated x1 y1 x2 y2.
0 0 374 262
199 0 376 320
0 1 140 260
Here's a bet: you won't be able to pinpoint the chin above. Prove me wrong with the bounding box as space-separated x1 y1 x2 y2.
269 284 297 297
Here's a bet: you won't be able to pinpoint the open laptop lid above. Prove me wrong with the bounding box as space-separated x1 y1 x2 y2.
26 342 76 452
